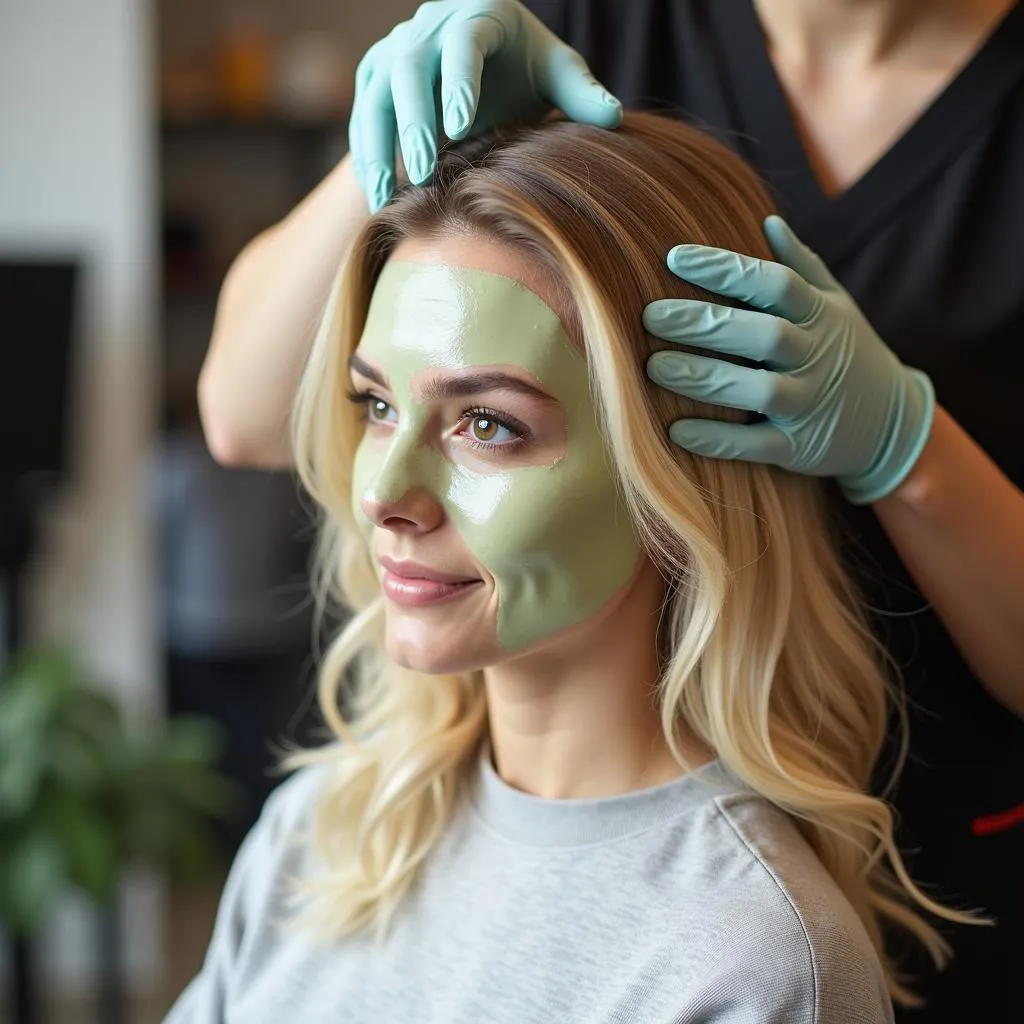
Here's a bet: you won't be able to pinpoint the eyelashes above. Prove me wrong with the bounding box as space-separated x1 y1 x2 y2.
346 389 396 424
345 389 531 450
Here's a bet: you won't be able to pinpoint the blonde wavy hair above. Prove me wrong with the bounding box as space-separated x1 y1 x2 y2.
284 112 988 1008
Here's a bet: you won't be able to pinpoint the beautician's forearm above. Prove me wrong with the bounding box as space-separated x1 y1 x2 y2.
873 405 1024 718
198 154 369 468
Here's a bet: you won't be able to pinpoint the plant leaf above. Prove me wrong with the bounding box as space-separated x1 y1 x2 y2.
38 787 120 900
59 688 123 745
0 829 67 935
0 740 48 819
157 715 227 765
45 724 108 794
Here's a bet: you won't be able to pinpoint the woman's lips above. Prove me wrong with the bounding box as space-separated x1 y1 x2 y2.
378 557 482 607
380 571 481 607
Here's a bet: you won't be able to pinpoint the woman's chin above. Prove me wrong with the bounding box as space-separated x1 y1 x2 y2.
383 610 500 675
384 630 497 676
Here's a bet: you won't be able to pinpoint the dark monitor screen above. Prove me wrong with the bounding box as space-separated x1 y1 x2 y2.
0 259 79 490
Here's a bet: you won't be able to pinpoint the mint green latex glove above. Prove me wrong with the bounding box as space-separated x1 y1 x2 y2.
643 216 935 505
349 0 623 212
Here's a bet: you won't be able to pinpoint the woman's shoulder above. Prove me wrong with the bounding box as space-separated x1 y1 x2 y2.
697 788 895 1022
221 758 337 897
254 759 335 849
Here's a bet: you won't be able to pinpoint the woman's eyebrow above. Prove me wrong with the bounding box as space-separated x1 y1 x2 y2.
348 352 389 389
419 372 554 402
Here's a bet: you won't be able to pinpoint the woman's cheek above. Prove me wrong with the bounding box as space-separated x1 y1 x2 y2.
445 460 639 653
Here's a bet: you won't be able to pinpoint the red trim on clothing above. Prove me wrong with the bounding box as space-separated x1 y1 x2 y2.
971 802 1024 836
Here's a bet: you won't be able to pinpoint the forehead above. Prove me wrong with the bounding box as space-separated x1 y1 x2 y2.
358 260 584 388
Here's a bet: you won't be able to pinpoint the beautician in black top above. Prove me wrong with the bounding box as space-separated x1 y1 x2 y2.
196 2 1024 1020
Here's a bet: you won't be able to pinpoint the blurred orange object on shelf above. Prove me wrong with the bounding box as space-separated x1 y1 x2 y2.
217 14 274 118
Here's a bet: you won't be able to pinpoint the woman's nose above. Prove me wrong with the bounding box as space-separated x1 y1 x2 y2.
359 488 444 534
358 441 446 534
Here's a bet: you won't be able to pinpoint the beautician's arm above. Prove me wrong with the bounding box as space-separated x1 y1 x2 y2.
873 404 1024 718
198 155 369 468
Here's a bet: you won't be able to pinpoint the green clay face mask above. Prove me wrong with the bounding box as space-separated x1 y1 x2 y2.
351 259 640 654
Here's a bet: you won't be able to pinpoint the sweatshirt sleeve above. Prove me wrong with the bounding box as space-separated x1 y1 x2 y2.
662 917 895 1024
160 767 323 1024
159 815 275 1023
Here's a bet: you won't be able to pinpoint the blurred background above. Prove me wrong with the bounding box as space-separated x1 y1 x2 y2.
0 2 417 1021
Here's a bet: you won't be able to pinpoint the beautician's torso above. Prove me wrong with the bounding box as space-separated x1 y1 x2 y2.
519 0 1024 1018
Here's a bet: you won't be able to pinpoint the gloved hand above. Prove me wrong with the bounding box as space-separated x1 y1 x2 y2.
643 215 935 505
349 0 622 212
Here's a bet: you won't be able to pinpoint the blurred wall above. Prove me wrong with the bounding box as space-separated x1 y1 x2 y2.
0 0 162 996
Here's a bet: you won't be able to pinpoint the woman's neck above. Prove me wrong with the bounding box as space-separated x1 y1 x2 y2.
752 0 1016 67
482 559 714 801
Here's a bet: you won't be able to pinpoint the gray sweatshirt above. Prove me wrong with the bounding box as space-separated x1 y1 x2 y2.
163 744 895 1023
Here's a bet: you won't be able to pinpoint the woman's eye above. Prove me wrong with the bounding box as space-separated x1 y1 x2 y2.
467 416 516 445
369 398 394 422
346 388 398 425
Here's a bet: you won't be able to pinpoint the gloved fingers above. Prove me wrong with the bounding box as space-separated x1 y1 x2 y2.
348 43 382 200
348 107 365 195
647 351 805 419
666 244 821 325
762 216 836 292
358 76 399 212
439 16 504 139
538 44 623 127
667 418 790 465
391 45 440 185
643 298 810 370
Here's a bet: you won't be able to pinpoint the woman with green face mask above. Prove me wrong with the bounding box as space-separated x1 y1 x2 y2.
163 113 990 1024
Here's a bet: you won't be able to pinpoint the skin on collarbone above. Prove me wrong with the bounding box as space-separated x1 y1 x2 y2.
753 0 1017 195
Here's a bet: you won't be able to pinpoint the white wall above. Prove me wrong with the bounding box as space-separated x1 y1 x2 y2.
0 0 162 995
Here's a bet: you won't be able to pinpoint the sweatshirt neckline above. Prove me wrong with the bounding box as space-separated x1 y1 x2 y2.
468 740 739 848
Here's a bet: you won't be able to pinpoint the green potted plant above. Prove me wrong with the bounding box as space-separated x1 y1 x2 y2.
0 644 242 1023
